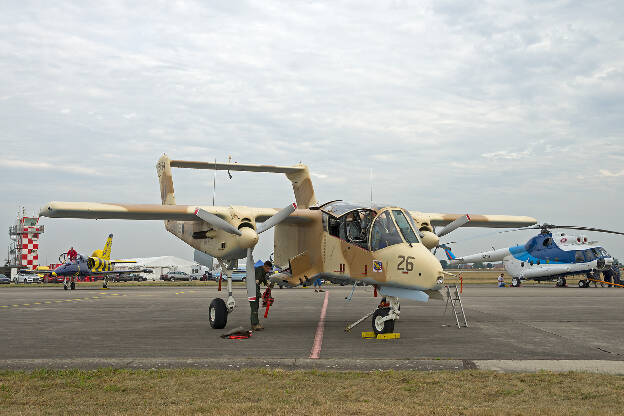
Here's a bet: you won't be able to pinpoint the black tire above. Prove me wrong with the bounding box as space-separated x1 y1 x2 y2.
63 284 68 291
511 277 521 287
70 282 75 290
170 277 175 282
209 298 228 329
578 280 586 288
556 277 566 287
372 307 395 335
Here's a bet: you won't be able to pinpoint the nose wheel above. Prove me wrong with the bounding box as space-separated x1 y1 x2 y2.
371 297 400 335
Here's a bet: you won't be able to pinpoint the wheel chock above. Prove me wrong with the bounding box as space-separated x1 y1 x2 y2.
376 333 400 340
361 332 400 339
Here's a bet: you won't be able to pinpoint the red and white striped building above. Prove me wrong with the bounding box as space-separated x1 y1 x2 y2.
8 210 44 269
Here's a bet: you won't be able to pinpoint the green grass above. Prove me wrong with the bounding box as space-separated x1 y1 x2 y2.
0 369 623 415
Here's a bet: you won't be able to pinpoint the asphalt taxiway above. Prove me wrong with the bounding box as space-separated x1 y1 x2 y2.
1 285 623 372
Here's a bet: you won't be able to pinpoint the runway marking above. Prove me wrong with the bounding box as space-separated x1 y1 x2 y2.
1 306 7 308
34 302 41 305
22 304 30 306
309 290 330 359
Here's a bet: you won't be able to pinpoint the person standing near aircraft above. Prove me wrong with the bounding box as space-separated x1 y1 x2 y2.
497 273 505 287
251 261 272 331
67 246 78 262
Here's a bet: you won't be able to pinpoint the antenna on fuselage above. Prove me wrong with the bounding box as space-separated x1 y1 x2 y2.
369 168 373 209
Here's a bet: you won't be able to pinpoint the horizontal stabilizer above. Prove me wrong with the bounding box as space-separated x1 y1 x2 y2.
378 286 429 302
170 160 305 174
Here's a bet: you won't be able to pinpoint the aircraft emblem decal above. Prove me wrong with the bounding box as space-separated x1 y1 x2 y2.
372 260 383 272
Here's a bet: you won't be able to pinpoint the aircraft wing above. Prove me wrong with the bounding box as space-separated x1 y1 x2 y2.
40 202 310 224
413 212 537 228
88 268 153 276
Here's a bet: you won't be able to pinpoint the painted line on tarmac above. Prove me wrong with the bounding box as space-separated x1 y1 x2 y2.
309 290 329 359
0 292 124 309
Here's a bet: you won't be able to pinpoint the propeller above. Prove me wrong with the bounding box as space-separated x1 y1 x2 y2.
195 203 297 301
431 214 471 254
245 203 297 301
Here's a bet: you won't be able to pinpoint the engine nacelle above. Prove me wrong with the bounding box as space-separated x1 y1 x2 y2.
419 231 440 250
87 257 111 271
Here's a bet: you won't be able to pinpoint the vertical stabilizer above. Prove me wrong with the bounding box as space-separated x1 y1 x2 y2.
157 154 176 205
286 165 317 209
102 234 113 260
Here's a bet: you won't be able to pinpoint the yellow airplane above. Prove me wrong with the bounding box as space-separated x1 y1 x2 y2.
50 234 143 289
40 155 536 333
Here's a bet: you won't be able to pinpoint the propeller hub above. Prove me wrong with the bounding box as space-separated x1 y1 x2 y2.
238 227 259 249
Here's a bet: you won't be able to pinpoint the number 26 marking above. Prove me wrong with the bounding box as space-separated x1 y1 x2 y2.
397 255 415 272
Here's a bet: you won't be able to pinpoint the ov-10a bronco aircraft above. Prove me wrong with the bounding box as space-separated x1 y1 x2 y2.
40 155 536 334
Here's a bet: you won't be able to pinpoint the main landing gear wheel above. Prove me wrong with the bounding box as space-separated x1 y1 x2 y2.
372 307 395 335
578 280 589 288
209 298 228 329
556 277 566 287
511 277 521 287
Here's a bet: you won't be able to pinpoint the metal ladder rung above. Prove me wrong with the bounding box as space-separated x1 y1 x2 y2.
444 285 468 328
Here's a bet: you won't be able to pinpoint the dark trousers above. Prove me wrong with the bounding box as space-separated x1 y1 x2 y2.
249 284 261 326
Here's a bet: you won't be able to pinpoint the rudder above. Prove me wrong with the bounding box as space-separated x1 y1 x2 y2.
157 154 176 205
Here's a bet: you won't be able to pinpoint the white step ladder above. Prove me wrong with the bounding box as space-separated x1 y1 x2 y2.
444 285 468 328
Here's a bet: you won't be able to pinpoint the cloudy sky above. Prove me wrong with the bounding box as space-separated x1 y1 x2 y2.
1 0 623 265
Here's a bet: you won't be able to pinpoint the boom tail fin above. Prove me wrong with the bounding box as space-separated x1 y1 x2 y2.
157 154 176 205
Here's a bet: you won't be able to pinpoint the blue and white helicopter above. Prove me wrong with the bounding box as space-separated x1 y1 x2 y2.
442 224 622 288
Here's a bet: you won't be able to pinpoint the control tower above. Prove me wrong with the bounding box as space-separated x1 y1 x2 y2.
8 208 44 269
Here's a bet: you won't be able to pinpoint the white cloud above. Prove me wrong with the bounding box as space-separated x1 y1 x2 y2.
1 159 104 176
600 169 624 177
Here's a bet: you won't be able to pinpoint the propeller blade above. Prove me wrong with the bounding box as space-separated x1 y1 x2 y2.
257 203 297 234
246 248 257 301
195 209 242 236
436 214 471 238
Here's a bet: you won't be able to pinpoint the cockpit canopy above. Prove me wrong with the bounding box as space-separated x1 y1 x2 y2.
320 201 421 251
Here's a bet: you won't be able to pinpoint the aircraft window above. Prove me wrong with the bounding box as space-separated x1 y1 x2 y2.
542 238 552 247
585 250 596 261
575 251 585 263
370 211 403 251
591 248 600 258
328 209 374 249
328 216 340 237
391 210 420 244
600 248 610 257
